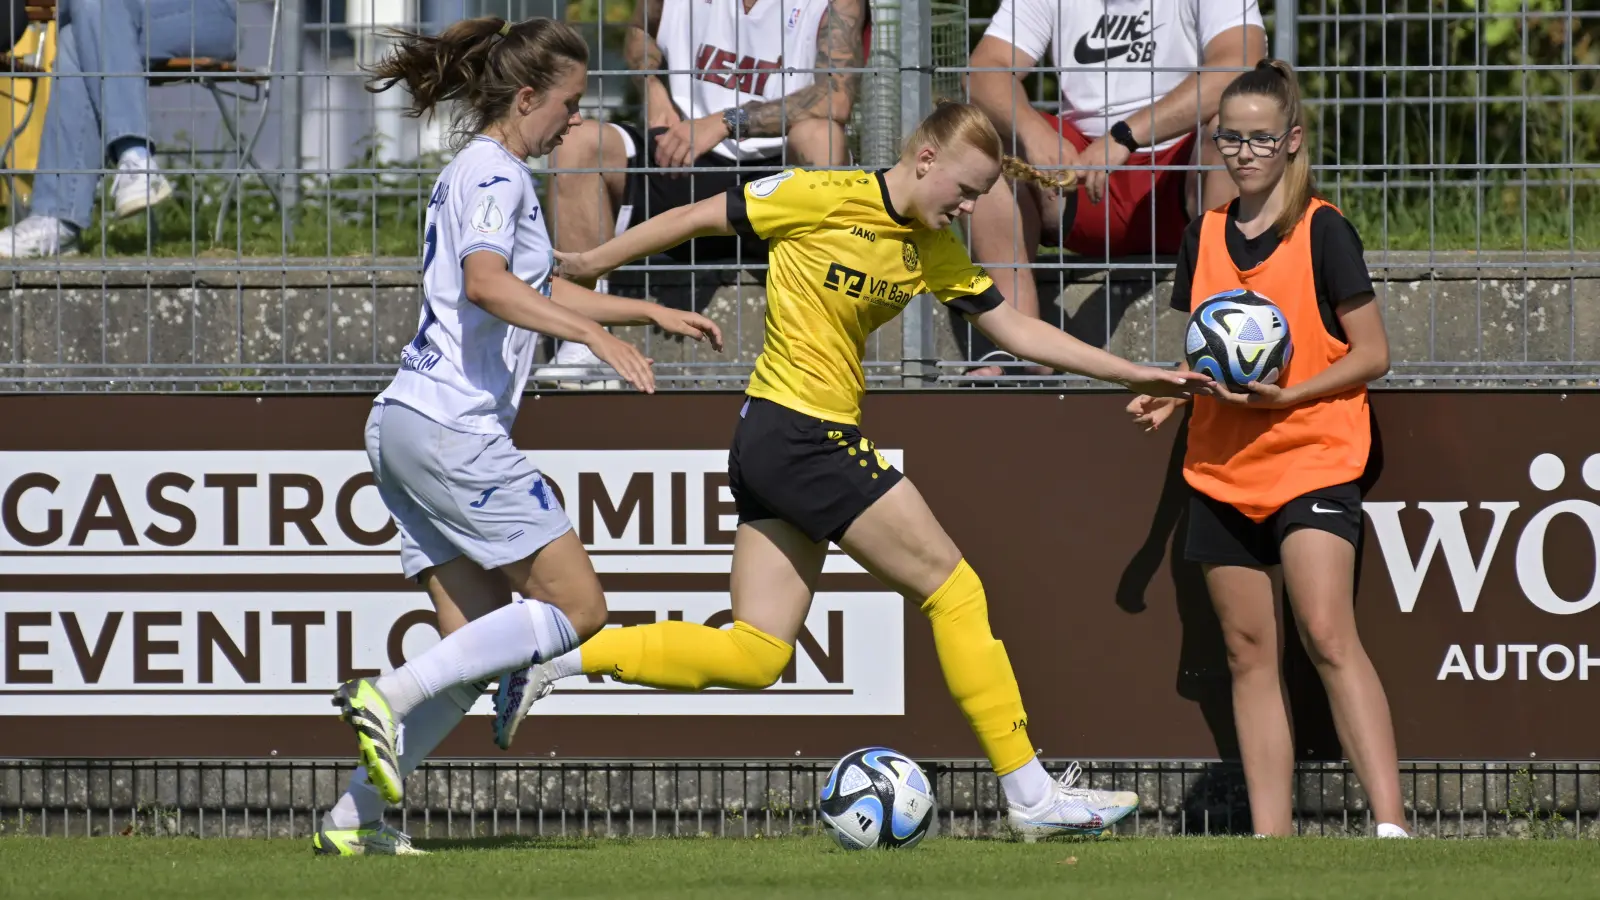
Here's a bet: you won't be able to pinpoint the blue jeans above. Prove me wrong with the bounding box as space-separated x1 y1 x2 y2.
30 0 237 228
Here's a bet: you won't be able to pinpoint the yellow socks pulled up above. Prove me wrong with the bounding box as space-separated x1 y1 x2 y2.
921 558 1035 776
578 619 793 691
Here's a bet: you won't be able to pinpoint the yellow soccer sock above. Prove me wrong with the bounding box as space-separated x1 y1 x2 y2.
578 620 793 691
921 559 1036 776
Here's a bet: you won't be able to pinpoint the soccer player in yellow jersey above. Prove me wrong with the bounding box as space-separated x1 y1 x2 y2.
495 101 1211 839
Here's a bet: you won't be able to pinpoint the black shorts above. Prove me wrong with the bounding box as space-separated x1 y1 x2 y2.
727 396 904 545
1184 482 1364 567
615 122 783 264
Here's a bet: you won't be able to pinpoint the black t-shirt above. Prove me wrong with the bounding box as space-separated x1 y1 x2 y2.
1169 202 1374 343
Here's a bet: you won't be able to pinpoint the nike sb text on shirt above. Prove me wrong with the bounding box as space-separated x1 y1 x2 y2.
983 0 1264 150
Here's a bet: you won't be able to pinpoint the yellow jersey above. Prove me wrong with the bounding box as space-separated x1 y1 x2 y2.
727 168 1002 425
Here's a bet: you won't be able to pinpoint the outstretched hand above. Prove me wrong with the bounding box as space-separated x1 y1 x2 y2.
1124 366 1214 399
652 307 725 352
1125 394 1185 432
588 332 656 394
1208 380 1295 409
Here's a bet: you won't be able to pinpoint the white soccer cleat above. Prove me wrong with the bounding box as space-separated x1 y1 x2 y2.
1007 762 1139 841
492 660 558 750
110 155 175 219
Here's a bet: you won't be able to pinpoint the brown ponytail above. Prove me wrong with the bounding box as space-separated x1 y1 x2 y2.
363 16 589 151
902 99 1077 191
1220 58 1316 238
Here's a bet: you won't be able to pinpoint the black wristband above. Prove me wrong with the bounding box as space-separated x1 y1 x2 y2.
1110 120 1141 154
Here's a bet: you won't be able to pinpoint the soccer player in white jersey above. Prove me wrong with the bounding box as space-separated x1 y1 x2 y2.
954 0 1266 380
312 16 722 857
537 0 867 386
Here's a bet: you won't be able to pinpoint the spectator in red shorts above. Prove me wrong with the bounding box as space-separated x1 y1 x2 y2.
955 0 1267 378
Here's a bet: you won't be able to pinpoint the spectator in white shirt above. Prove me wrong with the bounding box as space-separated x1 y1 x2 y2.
956 0 1266 378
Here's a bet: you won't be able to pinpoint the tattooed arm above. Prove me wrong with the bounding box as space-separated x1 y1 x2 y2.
625 0 682 129
736 0 866 136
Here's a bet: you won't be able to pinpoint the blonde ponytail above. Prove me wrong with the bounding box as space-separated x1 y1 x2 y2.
1001 155 1077 192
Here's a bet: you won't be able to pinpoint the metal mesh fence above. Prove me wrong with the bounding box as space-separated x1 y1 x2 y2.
0 1 1592 389
3 758 1596 840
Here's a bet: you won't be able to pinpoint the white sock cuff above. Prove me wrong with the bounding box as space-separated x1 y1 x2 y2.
520 598 580 662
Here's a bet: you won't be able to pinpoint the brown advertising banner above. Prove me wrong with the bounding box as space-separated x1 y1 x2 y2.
0 391 1596 761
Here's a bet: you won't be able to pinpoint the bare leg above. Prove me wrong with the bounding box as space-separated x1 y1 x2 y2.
1206 562 1295 836
965 177 1053 377
784 118 851 167
551 120 630 258
498 529 609 641
1187 115 1240 218
730 518 828 641
1280 528 1407 831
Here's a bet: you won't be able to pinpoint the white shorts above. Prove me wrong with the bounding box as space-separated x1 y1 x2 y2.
364 400 573 580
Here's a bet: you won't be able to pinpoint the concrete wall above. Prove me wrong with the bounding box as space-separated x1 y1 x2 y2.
3 252 1597 389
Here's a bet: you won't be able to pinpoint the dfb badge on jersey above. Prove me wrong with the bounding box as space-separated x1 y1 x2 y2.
471 194 507 234
749 170 795 198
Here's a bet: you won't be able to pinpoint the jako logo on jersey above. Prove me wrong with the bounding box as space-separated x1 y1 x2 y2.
1073 12 1160 65
694 43 782 94
471 195 507 233
477 175 511 188
850 225 877 242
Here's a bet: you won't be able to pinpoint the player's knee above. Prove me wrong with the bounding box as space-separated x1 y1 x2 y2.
552 120 612 174
1222 624 1275 677
1298 614 1357 672
919 558 987 622
727 620 793 689
787 118 849 167
562 594 608 643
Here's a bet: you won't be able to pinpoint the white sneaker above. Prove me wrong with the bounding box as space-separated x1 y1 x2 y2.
0 216 78 258
1376 822 1411 838
492 660 557 750
1007 762 1139 841
110 154 174 219
532 340 623 390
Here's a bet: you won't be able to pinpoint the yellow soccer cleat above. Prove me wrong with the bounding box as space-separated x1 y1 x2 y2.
312 821 427 856
332 678 404 804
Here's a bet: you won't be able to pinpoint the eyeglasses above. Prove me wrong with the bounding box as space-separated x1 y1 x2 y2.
1212 128 1293 157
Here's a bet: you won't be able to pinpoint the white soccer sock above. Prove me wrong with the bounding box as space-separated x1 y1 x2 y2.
373 598 578 720
999 757 1055 810
324 680 484 830
548 648 583 681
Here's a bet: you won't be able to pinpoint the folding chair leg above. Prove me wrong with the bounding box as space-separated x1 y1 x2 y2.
0 88 42 219
208 83 277 245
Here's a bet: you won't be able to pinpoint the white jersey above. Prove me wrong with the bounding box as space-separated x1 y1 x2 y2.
659 0 831 161
377 136 553 437
985 0 1264 151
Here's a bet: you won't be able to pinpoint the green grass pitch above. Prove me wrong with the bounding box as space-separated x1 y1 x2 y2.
2 834 1597 899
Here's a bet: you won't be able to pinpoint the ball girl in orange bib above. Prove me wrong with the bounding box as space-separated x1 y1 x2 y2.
1126 59 1408 838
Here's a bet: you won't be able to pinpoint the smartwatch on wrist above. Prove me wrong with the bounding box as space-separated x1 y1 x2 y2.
723 106 750 141
1109 120 1141 154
